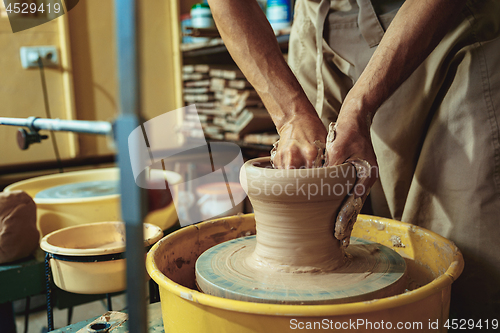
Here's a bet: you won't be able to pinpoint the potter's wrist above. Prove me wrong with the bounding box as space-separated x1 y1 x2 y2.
340 86 381 124
337 96 377 136
274 102 319 134
337 108 372 138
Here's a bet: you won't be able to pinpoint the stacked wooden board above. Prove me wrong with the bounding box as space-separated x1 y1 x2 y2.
181 64 277 144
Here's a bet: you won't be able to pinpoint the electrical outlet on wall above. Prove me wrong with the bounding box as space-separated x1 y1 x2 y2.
20 46 59 69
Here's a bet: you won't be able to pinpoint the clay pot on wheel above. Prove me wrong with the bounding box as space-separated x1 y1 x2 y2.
239 157 357 272
195 157 406 305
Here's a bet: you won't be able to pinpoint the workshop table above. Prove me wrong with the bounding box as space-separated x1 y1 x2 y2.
0 254 45 304
0 253 45 332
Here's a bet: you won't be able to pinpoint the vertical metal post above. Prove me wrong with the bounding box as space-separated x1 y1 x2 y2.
114 1 148 332
45 253 54 332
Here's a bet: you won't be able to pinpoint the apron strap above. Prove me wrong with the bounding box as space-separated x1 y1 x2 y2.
315 0 385 114
315 0 331 115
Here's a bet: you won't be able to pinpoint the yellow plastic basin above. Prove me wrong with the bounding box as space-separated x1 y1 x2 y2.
41 221 163 294
146 214 464 333
4 168 181 237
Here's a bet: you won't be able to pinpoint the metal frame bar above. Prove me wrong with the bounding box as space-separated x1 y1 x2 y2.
0 117 112 136
0 1 148 331
114 1 148 333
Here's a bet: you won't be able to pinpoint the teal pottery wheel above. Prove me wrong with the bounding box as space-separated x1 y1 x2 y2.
196 236 407 305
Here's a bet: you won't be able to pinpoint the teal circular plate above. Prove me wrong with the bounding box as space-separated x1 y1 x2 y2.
35 180 119 199
195 236 407 305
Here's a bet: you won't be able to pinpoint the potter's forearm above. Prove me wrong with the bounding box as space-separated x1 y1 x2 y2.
341 0 467 123
207 0 317 131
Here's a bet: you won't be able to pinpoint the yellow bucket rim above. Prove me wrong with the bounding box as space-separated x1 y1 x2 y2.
146 214 464 317
5 167 182 205
41 221 163 256
4 168 120 204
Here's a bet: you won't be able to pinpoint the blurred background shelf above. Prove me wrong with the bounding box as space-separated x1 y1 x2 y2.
182 34 289 64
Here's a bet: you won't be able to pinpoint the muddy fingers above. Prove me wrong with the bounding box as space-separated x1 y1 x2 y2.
334 159 375 247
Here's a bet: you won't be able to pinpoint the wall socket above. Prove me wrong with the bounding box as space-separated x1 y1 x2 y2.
20 46 59 69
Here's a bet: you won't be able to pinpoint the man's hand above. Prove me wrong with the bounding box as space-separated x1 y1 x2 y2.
271 112 328 169
325 103 378 247
271 101 379 247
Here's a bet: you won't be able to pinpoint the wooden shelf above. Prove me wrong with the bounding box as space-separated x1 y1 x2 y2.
182 34 289 64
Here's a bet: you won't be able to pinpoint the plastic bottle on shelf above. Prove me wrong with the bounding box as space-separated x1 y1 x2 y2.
191 3 215 43
266 0 291 32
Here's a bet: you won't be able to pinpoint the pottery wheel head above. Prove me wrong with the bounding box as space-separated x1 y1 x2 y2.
195 236 407 305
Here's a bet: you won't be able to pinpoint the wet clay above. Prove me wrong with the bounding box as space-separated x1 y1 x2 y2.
195 157 407 304
240 158 356 272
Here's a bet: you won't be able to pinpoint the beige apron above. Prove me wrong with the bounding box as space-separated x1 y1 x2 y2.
289 0 500 319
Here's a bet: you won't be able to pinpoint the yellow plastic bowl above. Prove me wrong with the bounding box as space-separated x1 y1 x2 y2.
146 214 464 333
41 221 163 294
4 168 181 237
